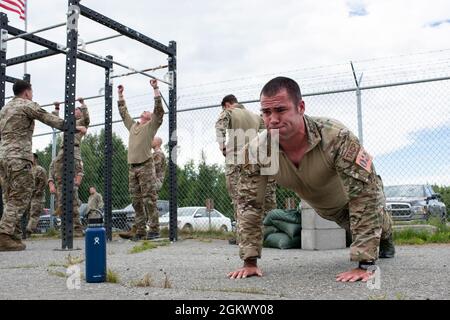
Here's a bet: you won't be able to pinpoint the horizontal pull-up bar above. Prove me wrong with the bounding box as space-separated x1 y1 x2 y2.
40 94 104 108
111 65 168 79
78 47 172 86
3 22 66 42
83 34 123 46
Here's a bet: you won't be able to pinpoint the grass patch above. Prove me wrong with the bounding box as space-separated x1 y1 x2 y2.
129 240 170 254
131 273 154 287
162 272 172 289
394 221 450 245
48 270 66 278
368 294 387 300
160 227 234 240
30 228 60 239
106 268 120 283
65 254 84 266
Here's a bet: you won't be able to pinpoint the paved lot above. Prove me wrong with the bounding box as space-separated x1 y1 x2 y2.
0 237 449 300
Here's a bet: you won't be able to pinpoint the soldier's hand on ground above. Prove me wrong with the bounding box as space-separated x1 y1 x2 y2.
227 266 263 279
335 268 373 282
118 85 124 94
150 79 158 89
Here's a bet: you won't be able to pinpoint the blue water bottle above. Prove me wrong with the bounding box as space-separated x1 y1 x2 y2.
85 214 106 283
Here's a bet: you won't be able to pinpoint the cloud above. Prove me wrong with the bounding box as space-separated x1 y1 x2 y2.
347 0 368 16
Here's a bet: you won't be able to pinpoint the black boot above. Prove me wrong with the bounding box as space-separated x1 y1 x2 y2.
379 234 395 258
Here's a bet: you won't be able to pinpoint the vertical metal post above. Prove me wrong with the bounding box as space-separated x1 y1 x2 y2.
61 1 80 249
49 128 57 227
351 62 364 145
104 55 113 241
168 41 177 242
0 13 8 220
23 73 30 82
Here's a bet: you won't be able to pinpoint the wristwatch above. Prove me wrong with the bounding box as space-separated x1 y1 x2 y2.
358 260 375 270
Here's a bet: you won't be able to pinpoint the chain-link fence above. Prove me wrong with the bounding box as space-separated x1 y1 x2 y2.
29 51 450 234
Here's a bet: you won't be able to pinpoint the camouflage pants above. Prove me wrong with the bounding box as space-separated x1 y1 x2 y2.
54 158 83 231
0 159 33 237
317 175 393 261
129 158 158 234
226 164 277 238
26 195 45 232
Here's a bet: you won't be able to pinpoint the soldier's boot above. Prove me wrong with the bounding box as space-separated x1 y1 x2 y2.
131 228 147 241
0 233 26 251
379 234 395 258
119 225 137 240
228 238 238 245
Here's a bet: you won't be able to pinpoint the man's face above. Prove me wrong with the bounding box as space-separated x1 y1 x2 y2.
223 102 234 110
260 89 305 141
75 108 82 119
89 187 95 195
140 111 152 123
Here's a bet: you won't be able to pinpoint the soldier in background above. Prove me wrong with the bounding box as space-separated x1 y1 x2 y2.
227 77 395 282
24 153 47 237
48 98 89 237
0 80 71 251
215 94 276 244
152 137 166 192
87 186 104 214
117 80 164 241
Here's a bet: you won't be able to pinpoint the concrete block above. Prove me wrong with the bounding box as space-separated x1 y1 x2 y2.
301 209 341 230
301 228 346 250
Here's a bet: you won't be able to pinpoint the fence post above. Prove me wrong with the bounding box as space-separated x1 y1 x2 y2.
206 198 214 230
351 61 364 145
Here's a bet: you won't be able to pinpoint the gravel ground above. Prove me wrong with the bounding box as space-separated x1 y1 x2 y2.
0 237 449 300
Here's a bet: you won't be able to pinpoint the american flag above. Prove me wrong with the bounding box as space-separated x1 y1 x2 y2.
0 0 26 20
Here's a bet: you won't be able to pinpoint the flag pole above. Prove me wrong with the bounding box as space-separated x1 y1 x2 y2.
24 0 27 75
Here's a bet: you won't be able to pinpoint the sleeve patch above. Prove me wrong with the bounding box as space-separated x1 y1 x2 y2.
355 148 373 173
343 141 360 162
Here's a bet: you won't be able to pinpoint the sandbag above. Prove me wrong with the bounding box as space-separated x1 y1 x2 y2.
263 232 301 249
271 219 302 238
263 225 278 238
264 209 301 226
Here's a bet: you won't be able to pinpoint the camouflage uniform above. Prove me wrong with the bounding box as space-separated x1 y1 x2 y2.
215 104 277 226
153 149 166 192
0 97 64 238
50 105 89 233
237 115 393 262
25 165 47 232
87 192 104 213
119 97 164 235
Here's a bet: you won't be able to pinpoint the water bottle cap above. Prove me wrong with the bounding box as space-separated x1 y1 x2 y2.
88 217 103 225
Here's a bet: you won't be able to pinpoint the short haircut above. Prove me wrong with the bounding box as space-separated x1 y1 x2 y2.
13 80 32 96
260 77 302 106
221 94 238 107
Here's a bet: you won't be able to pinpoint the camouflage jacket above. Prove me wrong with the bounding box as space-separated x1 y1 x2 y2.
54 105 90 160
118 97 164 164
215 104 265 167
88 192 104 212
0 98 64 162
153 149 166 185
237 115 386 262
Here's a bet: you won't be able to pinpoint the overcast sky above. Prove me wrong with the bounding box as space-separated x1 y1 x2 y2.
2 0 450 185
